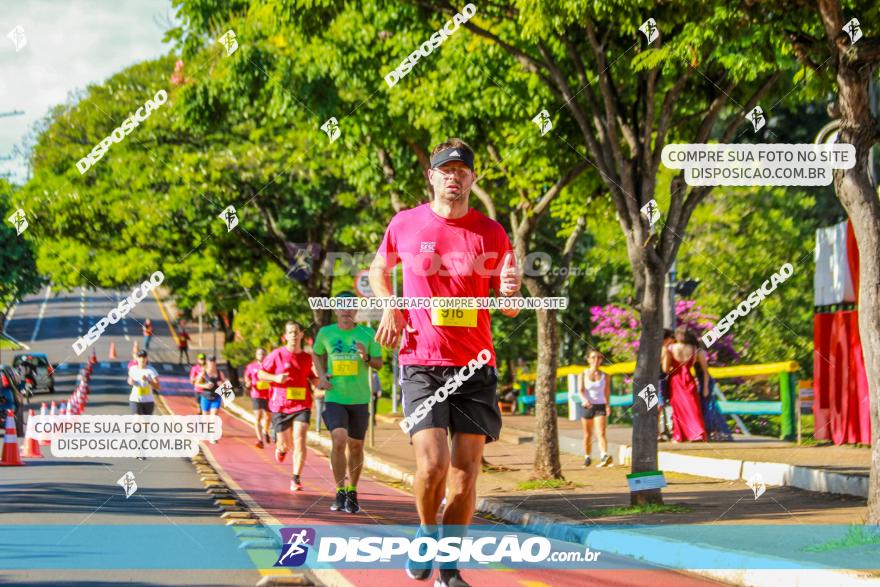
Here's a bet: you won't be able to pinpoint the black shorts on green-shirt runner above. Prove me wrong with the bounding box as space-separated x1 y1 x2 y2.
322 402 370 441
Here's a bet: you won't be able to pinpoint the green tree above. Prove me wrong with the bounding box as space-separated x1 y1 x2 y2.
0 180 42 331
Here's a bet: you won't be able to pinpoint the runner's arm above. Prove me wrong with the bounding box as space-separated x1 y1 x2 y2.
369 252 407 348
257 369 283 384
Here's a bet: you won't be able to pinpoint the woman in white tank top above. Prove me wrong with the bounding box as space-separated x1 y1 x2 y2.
576 350 612 468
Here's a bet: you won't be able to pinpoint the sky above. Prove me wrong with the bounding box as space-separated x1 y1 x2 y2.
0 0 176 184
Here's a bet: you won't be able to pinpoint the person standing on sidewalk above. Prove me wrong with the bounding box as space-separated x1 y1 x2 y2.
190 353 207 415
576 350 612 468
259 321 316 492
312 292 383 514
662 325 708 442
369 138 521 587
142 319 153 351
244 347 271 448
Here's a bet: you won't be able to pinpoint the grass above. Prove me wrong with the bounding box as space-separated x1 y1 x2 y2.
516 478 579 491
802 525 880 552
581 503 691 518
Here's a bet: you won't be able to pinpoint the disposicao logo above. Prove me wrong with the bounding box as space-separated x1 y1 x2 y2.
76 89 168 174
275 527 316 567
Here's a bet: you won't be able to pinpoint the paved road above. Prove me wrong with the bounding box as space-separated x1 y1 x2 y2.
1 286 725 586
1 286 259 586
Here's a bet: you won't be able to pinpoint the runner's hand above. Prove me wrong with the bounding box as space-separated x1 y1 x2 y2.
355 341 368 361
376 307 409 348
605 405 611 416
317 374 332 391
499 252 521 297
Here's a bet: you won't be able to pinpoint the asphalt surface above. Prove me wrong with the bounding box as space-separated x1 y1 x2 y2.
1 286 259 586
0 286 726 586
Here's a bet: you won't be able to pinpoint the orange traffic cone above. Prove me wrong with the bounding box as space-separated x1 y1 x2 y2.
0 409 24 466
39 403 50 445
109 342 117 359
21 409 42 458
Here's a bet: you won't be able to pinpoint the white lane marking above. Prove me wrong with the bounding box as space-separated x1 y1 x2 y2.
124 335 130 341
5 302 16 322
30 286 52 343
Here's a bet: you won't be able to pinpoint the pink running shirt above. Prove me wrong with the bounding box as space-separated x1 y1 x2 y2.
377 203 512 367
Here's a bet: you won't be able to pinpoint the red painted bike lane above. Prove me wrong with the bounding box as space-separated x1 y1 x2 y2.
160 379 720 587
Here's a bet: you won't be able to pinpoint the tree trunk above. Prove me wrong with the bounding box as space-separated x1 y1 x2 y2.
832 81 880 524
533 307 563 479
816 0 880 522
630 261 666 505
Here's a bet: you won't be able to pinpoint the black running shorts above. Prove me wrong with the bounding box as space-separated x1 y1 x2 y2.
272 410 311 432
322 402 370 441
401 365 501 442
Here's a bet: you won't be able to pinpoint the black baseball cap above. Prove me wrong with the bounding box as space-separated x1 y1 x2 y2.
136 350 148 358
430 145 474 172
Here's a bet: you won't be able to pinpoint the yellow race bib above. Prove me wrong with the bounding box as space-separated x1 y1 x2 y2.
256 381 270 391
286 387 306 400
136 386 150 396
332 360 359 376
431 307 478 328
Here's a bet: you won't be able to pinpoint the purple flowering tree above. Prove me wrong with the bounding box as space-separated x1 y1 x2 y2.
590 300 741 366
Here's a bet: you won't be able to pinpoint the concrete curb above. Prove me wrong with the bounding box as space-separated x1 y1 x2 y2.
507 422 868 499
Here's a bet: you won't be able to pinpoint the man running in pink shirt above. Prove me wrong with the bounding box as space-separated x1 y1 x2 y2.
369 138 521 587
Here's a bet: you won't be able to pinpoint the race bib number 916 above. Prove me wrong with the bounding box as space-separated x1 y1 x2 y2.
431 308 478 328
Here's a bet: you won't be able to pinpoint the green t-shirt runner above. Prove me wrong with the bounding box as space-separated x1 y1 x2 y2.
313 323 381 404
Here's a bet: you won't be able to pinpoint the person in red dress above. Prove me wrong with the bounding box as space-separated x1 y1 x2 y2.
662 325 708 442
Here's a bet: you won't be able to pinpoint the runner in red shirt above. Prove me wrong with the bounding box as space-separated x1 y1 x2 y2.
258 322 317 492
244 347 270 448
369 138 521 587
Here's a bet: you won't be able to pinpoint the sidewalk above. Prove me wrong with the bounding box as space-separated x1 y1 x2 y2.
495 414 871 498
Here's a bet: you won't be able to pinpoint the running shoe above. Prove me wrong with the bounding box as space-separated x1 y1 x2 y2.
344 490 360 514
275 448 287 463
405 526 437 580
330 489 346 511
264 432 272 444
598 454 613 467
290 475 303 492
583 455 591 468
435 569 471 587
255 439 264 449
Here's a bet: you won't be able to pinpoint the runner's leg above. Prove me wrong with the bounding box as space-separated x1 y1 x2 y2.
276 424 292 454
329 427 348 488
411 428 450 526
253 409 264 441
292 420 308 477
346 437 365 487
442 432 484 527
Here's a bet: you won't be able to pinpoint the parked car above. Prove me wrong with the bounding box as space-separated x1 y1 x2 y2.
13 353 55 394
0 364 26 437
